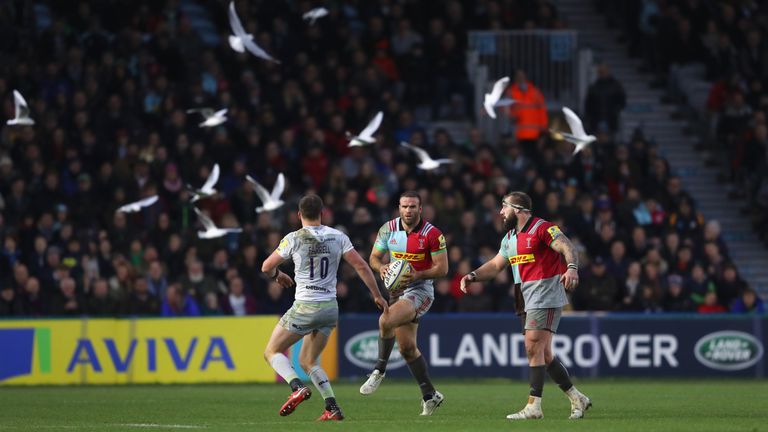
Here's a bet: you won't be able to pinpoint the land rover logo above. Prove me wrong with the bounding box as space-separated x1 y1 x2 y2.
344 330 406 370
694 331 763 371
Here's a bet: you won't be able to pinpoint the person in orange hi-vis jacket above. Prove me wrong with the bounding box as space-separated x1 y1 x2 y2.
507 69 548 154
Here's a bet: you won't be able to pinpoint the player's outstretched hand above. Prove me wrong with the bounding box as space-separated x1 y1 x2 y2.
459 274 472 293
275 271 294 288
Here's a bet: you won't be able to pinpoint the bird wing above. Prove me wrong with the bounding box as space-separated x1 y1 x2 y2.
242 37 279 63
13 90 30 119
194 207 216 230
400 141 432 163
246 175 272 203
187 108 214 118
117 203 137 213
213 108 228 118
138 195 159 208
562 107 587 138
270 173 285 200
228 1 247 37
202 164 220 191
359 111 383 139
490 76 510 101
483 95 497 119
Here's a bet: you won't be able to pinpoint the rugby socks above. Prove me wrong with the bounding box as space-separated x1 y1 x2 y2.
406 355 436 400
269 354 303 390
309 365 336 401
529 365 546 397
374 336 396 373
546 357 574 392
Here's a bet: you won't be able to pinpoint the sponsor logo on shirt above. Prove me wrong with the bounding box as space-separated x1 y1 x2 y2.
547 226 563 240
391 252 425 261
437 234 446 250
390 238 398 245
508 254 535 265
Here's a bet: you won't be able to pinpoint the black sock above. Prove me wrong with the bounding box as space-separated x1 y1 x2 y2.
289 378 304 391
374 336 396 373
546 357 574 392
324 397 338 411
529 365 546 397
406 355 436 400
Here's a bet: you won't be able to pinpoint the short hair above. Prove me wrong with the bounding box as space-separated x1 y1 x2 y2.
299 194 323 220
504 191 532 211
399 191 421 206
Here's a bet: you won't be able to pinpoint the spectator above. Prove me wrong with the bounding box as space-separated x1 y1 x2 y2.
0 284 23 316
122 277 160 316
662 274 693 312
161 284 201 317
730 287 766 314
506 69 548 153
221 277 256 316
576 256 619 311
457 281 492 312
179 260 218 303
49 277 83 316
584 63 627 134
698 291 728 314
432 279 457 313
19 277 47 317
86 278 118 316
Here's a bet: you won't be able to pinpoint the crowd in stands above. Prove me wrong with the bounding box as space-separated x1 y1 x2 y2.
600 0 768 246
0 0 764 319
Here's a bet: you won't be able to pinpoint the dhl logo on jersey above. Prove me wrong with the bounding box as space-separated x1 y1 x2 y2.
391 252 425 261
508 254 535 265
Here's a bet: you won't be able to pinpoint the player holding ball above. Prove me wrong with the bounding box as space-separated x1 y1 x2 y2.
360 191 449 416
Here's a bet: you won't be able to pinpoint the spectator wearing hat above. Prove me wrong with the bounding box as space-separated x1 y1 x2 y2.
575 256 619 311
662 274 694 312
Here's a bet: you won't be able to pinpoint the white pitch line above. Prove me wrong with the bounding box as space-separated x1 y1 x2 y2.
115 424 206 429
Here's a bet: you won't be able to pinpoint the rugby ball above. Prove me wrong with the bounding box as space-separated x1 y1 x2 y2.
384 259 413 291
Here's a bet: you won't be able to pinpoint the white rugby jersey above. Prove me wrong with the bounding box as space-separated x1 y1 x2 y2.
276 225 354 302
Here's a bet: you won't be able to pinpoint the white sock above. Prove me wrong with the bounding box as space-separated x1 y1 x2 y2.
566 387 581 401
528 395 542 408
309 365 335 399
269 354 299 383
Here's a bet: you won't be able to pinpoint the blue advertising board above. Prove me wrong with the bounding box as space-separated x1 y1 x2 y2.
338 314 766 378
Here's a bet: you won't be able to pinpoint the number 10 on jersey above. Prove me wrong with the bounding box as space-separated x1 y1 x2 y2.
309 256 329 279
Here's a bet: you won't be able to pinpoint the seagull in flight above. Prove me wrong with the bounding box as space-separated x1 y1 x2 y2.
303 7 329 25
228 1 280 63
186 108 228 128
6 90 35 126
400 142 454 171
246 173 285 213
187 164 220 202
194 208 242 239
553 107 596 155
483 76 510 119
116 195 159 213
347 111 383 147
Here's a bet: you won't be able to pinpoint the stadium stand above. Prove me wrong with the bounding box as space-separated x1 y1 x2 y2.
0 0 764 317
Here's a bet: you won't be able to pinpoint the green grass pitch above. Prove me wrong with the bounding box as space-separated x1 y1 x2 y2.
0 379 766 431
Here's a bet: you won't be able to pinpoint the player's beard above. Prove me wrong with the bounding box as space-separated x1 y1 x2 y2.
503 213 517 231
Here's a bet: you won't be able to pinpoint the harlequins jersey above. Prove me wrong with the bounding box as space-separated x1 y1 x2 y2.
499 216 568 311
374 217 446 293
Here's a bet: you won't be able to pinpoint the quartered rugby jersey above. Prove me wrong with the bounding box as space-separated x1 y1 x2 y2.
374 217 446 291
499 216 568 311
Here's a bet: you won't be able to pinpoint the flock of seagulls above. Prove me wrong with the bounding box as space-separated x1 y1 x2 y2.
4 2 599 239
